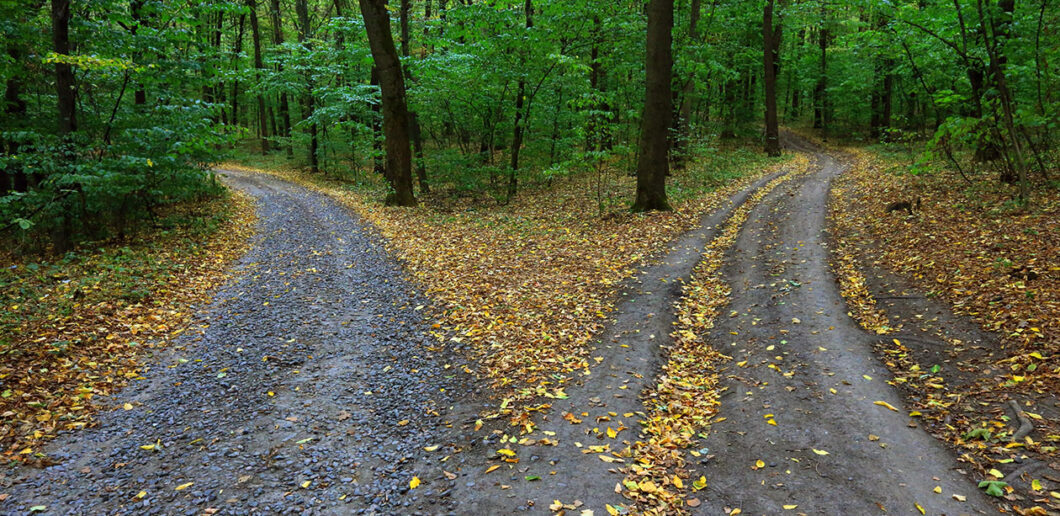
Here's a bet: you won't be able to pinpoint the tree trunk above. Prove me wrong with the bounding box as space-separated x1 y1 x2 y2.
360 0 417 206
506 0 533 203
632 0 673 212
812 19 828 134
232 13 246 127
248 0 270 153
296 0 318 173
762 0 781 156
52 0 76 135
270 0 293 157
401 0 429 193
370 67 386 178
131 0 147 105
671 0 702 168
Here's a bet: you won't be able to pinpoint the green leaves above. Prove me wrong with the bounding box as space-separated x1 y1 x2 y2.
978 480 1008 497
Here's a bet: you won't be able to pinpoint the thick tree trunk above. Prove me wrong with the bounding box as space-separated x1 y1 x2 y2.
360 0 416 206
762 0 781 156
401 0 429 193
632 0 673 212
248 0 270 153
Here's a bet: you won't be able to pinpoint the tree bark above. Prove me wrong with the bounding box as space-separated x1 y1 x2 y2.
52 0 76 134
632 0 673 212
296 0 319 173
762 0 781 156
270 0 294 157
401 0 429 193
360 0 417 206
248 0 270 153
506 0 533 203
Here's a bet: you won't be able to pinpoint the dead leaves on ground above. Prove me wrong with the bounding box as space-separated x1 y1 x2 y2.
827 142 1060 512
623 158 811 515
0 192 255 463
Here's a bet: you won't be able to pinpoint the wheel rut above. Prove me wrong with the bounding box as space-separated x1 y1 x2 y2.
690 136 993 515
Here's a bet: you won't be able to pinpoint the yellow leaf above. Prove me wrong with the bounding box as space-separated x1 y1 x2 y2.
424 445 440 452
988 469 1003 479
607 427 617 439
409 476 421 489
175 482 193 491
136 491 146 499
767 419 777 426
301 480 311 489
812 449 829 455
731 509 743 516
755 459 765 468
783 505 797 510
497 448 516 457
673 476 683 489
874 400 898 411
692 476 707 490
123 403 133 410
863 375 873 381
915 502 925 514
485 465 501 474
933 486 942 494
1032 479 1042 491
605 504 620 516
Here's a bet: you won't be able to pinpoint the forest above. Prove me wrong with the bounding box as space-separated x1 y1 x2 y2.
1 0 1057 514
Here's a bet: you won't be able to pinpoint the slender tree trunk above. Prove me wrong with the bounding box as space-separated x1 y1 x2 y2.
296 0 318 173
232 13 246 127
813 17 828 134
672 0 702 168
762 0 781 156
632 0 673 212
248 0 270 153
3 40 28 193
131 0 147 105
401 0 429 193
370 67 385 177
52 0 76 135
505 0 533 202
270 0 293 157
360 0 416 206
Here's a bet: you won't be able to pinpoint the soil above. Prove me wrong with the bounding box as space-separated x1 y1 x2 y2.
687 136 993 515
0 140 1013 515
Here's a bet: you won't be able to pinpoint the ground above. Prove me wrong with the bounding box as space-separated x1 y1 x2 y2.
1 136 1050 515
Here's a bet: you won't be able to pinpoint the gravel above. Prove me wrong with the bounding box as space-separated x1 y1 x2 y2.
1 170 471 515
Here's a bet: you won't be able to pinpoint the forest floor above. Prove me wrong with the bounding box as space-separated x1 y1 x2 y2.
1 136 1055 515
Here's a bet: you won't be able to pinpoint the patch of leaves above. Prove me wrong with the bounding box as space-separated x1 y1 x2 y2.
623 157 811 514
0 191 255 463
827 142 1060 513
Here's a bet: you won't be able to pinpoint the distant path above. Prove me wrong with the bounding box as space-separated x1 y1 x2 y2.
691 135 992 514
4 169 468 514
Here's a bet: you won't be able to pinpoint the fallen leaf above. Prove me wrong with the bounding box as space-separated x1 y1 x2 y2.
874 400 898 411
812 448 829 455
409 476 421 489
175 482 193 491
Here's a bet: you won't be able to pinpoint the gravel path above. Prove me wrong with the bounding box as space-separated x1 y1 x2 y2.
1 170 471 515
